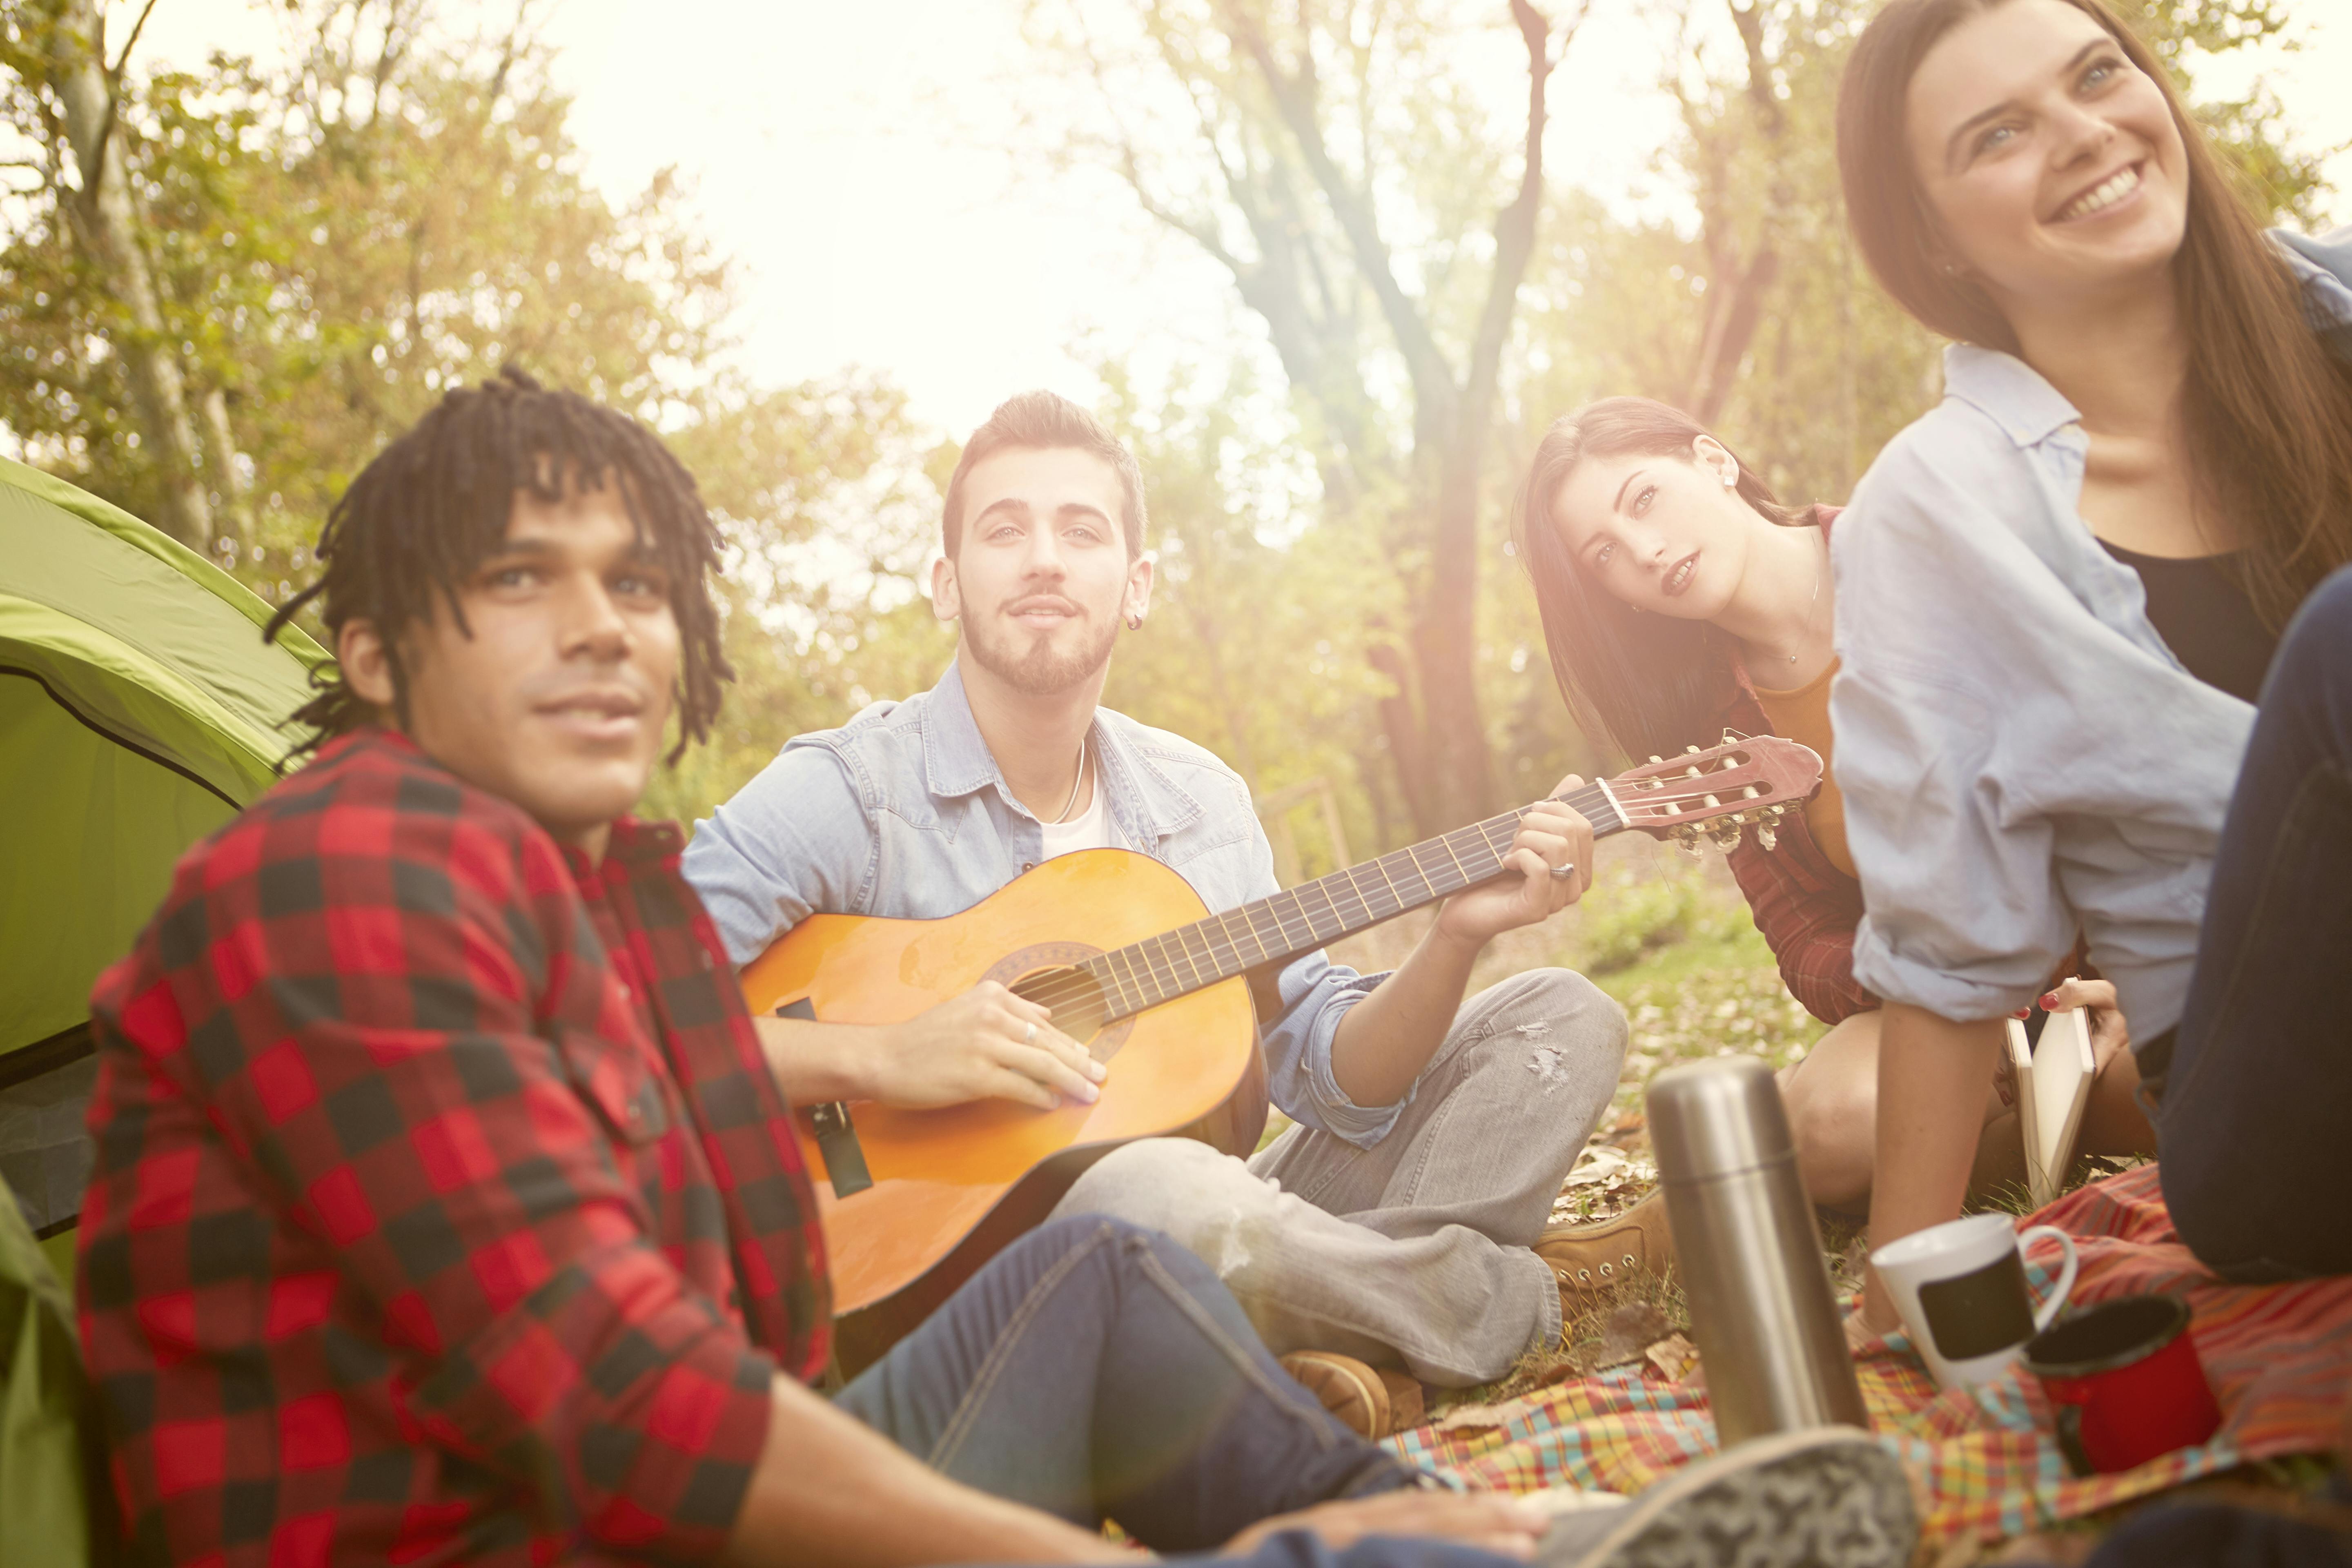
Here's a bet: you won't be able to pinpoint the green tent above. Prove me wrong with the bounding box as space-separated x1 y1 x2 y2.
0 456 328 1273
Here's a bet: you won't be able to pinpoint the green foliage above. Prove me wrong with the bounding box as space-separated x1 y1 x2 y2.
0 0 2333 873
1577 863 1706 974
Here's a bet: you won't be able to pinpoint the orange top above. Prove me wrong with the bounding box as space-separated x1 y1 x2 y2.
1752 659 1855 881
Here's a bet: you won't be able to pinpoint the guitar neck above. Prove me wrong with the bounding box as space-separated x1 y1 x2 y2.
1082 782 1627 1023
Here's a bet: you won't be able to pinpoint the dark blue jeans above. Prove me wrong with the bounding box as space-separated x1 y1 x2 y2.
834 1214 1501 1564
2161 565 2352 1281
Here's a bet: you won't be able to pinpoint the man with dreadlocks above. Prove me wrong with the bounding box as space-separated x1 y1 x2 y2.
74 368 1588 1567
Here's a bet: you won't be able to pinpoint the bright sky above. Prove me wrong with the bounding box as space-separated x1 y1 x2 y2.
136 0 2352 437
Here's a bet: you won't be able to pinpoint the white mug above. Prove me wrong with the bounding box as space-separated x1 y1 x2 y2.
1873 1213 2078 1389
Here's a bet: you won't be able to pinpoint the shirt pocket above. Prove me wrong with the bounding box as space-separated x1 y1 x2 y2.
548 1022 672 1147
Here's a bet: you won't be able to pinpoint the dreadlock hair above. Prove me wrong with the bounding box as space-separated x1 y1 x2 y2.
265 365 733 763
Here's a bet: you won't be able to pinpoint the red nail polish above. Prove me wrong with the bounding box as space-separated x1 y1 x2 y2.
2012 1008 2030 1018
2039 992 2060 1009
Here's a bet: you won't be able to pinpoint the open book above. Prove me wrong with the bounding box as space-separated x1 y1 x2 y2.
2007 1007 2096 1209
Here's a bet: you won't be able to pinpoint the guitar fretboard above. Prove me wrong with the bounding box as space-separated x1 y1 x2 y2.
1080 782 1625 1021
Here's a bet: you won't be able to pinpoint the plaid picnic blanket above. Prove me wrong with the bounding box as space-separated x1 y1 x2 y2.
1390 1166 2351 1546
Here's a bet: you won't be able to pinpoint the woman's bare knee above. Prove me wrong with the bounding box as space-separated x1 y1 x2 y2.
1781 1013 1882 1207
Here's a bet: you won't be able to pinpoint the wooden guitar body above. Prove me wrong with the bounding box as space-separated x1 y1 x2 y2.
739 849 1266 1372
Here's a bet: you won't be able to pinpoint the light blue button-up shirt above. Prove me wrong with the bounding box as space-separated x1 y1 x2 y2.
1829 227 2352 1040
681 662 1408 1145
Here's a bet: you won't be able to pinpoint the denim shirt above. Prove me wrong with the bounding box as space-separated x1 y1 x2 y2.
1830 226 2352 1040
681 663 1406 1145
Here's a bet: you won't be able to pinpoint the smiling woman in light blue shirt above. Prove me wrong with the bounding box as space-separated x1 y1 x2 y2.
1832 0 2352 1325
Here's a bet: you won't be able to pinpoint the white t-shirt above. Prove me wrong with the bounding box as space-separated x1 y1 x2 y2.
1040 776 1122 858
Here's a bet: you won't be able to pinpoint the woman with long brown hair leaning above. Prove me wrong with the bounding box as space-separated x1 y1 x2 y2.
1830 0 2352 1329
1515 397 2141 1212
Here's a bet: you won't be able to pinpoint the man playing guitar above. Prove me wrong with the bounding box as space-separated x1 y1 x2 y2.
684 391 1656 1418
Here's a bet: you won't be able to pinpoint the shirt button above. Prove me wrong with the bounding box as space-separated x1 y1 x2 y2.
1021 862 1036 872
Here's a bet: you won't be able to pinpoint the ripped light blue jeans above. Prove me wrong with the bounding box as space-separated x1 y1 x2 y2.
1050 969 1627 1386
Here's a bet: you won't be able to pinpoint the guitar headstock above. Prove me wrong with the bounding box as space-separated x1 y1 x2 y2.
1606 731 1824 854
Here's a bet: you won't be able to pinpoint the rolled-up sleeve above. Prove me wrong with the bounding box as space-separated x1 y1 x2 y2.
1257 951 1404 1146
683 743 876 967
1832 646 2070 1020
1831 423 2250 1033
1210 817 1410 1147
1725 835 1876 1025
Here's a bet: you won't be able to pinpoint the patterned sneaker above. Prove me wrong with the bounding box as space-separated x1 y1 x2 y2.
1278 1350 1427 1440
1537 1426 1918 1568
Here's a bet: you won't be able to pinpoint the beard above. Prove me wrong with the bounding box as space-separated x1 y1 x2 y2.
963 601 1122 696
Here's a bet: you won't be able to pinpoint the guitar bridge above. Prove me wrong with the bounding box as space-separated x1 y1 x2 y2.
777 998 875 1198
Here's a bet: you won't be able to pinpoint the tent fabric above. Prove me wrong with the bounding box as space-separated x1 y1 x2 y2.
0 455 327 1232
0 1170 119 1567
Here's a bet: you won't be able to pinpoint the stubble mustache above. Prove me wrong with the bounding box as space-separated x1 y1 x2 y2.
967 596 1120 696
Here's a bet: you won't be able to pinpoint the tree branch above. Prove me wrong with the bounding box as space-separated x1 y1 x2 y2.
1220 2 1456 420
1461 0 1566 426
85 0 160 183
106 0 159 77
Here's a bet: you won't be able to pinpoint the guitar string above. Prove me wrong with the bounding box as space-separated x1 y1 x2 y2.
1016 790 1615 1015
1011 776 1792 1019
1011 788 1621 1018
1014 835 1503 1018
1017 781 1792 1019
1008 762 1798 1021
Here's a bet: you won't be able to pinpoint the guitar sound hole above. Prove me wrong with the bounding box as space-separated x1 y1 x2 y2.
1012 966 1110 1049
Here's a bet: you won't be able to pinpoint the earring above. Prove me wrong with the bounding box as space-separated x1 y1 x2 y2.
1126 614 1143 631
1722 473 1737 488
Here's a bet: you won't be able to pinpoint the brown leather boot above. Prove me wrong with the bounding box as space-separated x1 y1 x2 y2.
1536 1187 1675 1301
1278 1350 1426 1440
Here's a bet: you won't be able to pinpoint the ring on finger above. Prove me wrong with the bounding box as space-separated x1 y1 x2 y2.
1024 1022 1039 1047
1549 861 1577 882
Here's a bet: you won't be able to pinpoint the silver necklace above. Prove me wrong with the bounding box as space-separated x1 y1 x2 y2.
1049 734 1090 824
1773 535 1827 665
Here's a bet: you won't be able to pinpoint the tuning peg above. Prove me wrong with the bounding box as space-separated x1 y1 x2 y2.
1648 755 1663 765
1708 823 1743 851
1756 823 1778 851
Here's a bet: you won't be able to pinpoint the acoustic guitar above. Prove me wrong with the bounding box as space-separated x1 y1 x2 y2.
740 733 1822 1370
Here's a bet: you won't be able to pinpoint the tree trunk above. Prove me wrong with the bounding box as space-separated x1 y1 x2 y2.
1411 0 1557 828
1367 639 1439 833
1414 434 1498 825
198 384 255 546
44 0 214 550
1688 248 1779 425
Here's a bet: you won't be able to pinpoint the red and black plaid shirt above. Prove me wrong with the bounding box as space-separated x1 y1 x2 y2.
1717 676 1877 1025
78 728 829 1567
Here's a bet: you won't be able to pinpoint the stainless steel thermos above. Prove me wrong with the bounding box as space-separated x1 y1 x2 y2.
1647 1055 1869 1443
